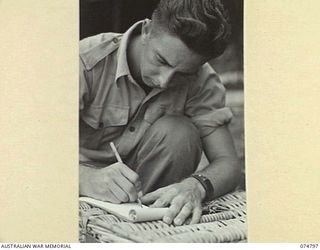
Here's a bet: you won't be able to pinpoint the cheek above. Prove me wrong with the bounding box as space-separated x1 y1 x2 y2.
141 59 158 77
140 50 159 78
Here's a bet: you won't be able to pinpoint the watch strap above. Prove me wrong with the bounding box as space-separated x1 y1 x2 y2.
191 174 214 201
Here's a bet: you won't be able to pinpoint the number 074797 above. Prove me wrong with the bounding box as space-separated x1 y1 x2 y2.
300 244 319 249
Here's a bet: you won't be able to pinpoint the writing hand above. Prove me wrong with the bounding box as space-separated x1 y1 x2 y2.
80 162 141 203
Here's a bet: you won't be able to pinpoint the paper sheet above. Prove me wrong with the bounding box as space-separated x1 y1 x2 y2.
79 197 168 222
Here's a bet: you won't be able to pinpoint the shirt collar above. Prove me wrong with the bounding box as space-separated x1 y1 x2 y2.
115 21 143 82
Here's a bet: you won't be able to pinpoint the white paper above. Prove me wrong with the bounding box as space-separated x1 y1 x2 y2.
79 197 168 222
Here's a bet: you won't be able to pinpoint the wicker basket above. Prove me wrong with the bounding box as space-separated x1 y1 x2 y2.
79 190 247 243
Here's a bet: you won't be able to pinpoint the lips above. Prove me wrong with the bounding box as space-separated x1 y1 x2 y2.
147 79 159 88
149 82 157 87
143 76 162 89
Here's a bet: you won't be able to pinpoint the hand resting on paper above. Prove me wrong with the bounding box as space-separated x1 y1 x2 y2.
141 177 206 225
79 162 142 203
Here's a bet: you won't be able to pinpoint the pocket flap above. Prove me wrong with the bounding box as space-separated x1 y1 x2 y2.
82 104 129 129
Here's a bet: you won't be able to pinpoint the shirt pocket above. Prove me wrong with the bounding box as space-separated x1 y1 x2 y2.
82 104 129 129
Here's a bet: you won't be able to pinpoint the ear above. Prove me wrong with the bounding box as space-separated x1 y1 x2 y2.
141 18 152 45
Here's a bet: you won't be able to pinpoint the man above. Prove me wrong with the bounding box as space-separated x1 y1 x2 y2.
79 0 240 225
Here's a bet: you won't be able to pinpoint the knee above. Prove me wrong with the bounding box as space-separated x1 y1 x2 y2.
149 115 201 145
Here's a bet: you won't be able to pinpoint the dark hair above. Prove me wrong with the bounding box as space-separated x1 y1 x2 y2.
152 0 231 58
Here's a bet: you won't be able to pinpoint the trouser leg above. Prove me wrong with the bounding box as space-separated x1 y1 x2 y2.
127 115 202 194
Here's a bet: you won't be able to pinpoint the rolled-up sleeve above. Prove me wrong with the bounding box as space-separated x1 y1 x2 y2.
185 64 233 137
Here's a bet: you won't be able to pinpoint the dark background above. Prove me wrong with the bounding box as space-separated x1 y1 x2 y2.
80 0 243 79
80 0 245 188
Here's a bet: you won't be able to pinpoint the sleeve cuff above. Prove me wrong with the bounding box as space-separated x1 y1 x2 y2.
191 107 233 137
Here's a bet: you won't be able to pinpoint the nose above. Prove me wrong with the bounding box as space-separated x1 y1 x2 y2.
157 69 174 89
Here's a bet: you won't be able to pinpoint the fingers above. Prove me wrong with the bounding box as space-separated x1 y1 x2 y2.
118 163 140 187
173 203 194 226
117 163 142 196
149 189 176 208
165 201 202 225
83 163 142 204
140 189 163 204
113 175 138 202
140 183 203 226
163 197 185 224
108 179 129 203
151 198 171 208
102 163 141 203
189 207 202 225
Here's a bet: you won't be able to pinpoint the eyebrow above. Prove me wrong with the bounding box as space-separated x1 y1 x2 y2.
155 49 173 67
156 51 174 67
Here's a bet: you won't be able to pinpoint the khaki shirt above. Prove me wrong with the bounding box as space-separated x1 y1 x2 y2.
79 21 233 163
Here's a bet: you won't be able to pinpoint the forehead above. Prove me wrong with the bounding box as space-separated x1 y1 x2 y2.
149 30 208 70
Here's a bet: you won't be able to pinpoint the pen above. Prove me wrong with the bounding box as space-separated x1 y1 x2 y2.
110 142 143 207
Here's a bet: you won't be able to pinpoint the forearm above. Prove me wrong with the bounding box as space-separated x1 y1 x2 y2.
79 164 93 197
189 125 241 200
194 156 240 200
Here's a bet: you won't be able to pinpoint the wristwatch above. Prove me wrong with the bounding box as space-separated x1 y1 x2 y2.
191 174 214 201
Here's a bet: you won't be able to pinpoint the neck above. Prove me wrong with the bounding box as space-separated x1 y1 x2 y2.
127 35 142 84
127 34 152 94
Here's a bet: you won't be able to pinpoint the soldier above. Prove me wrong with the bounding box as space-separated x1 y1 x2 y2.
79 0 240 225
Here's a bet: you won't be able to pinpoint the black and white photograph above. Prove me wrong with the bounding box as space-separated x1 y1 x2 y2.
2 0 320 244
78 0 245 243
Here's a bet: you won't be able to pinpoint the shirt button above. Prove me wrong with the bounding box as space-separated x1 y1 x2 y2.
129 126 135 132
98 122 104 129
112 37 119 43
